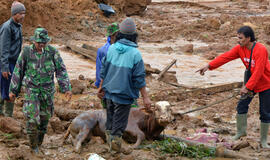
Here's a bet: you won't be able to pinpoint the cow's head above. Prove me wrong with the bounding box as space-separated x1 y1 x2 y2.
154 101 174 126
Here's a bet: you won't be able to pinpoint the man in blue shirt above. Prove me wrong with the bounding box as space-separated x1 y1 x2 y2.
95 22 119 88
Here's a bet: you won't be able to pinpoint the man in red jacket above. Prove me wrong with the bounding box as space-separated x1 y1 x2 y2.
197 26 270 148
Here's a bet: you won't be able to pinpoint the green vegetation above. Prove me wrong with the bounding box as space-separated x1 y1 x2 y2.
142 138 216 159
2 133 14 139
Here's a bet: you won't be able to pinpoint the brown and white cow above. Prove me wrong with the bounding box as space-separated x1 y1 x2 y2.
63 101 174 153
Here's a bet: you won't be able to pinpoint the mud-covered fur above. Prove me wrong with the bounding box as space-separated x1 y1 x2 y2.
63 101 173 153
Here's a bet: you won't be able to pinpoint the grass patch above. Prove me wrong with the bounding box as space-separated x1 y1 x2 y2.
2 133 14 139
141 138 216 159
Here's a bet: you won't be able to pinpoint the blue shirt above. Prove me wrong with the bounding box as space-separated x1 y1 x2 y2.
95 37 111 87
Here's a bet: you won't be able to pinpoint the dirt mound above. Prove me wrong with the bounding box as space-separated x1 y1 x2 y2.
50 116 65 134
70 79 87 94
110 0 151 16
0 0 150 40
0 0 92 36
0 117 22 136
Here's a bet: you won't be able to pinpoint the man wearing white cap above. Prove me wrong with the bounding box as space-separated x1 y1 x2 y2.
0 1 26 117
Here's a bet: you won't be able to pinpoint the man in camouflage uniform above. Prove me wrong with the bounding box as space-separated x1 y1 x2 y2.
9 27 72 154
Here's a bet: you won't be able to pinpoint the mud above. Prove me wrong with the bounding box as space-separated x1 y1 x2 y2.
0 0 270 159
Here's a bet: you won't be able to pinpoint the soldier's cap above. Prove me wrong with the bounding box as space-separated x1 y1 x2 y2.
106 22 119 36
30 27 51 43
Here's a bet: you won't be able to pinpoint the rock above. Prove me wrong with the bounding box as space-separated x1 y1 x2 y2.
78 74 85 80
212 127 230 135
95 0 108 4
259 5 268 9
194 46 210 54
202 50 218 60
209 43 230 52
70 79 87 94
47 123 54 135
205 18 221 30
159 46 174 54
7 147 27 160
49 117 65 134
263 22 270 35
199 33 215 42
219 21 231 30
240 1 248 9
213 115 222 123
160 73 178 84
182 44 193 53
232 140 249 151
0 117 22 136
219 14 230 24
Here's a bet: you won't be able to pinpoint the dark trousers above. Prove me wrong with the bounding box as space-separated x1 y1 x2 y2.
237 88 270 123
0 62 15 100
105 99 131 137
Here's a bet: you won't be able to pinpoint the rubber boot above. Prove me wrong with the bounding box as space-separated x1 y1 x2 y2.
4 101 14 117
111 136 122 153
38 132 45 147
232 114 247 140
0 98 4 116
260 122 270 149
28 134 40 155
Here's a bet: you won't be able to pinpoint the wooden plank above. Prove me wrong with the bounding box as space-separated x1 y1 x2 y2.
66 43 96 62
157 59 177 80
151 81 243 102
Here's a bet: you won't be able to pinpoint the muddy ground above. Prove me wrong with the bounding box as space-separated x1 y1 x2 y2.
1 0 270 159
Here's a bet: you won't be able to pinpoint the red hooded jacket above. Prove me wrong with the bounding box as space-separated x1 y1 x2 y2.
209 42 270 93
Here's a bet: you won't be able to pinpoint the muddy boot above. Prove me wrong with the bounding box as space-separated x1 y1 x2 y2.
111 136 132 155
4 101 14 117
111 136 122 153
0 97 4 116
232 114 247 140
28 134 40 155
260 122 270 149
38 132 45 147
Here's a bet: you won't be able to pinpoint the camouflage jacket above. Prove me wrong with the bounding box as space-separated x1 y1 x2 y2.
10 44 71 96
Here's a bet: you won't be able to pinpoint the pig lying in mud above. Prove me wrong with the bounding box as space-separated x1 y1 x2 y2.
63 101 174 153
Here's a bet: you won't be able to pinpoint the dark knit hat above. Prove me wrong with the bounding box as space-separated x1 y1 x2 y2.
119 17 136 35
11 1 26 16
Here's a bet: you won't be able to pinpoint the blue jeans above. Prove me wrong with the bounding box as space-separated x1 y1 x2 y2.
237 88 270 123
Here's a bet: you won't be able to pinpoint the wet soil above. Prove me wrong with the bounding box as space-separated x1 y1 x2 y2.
1 0 270 159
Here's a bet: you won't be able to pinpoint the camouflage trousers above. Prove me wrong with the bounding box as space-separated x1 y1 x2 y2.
23 89 54 135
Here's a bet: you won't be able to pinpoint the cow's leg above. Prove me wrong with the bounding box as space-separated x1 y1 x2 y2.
74 126 90 153
71 136 76 146
132 128 145 149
